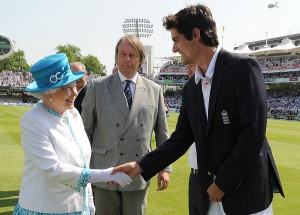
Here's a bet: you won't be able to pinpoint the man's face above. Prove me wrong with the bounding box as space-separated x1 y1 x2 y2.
170 28 198 65
70 64 87 91
117 40 140 79
76 76 87 91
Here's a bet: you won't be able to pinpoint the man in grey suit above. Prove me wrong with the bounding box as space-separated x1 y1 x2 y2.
81 34 171 215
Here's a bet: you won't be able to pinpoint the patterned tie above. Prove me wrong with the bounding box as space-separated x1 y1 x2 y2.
124 80 132 109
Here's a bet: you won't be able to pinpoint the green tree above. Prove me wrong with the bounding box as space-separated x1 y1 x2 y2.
55 44 82 62
0 49 30 71
55 44 106 75
82 54 106 76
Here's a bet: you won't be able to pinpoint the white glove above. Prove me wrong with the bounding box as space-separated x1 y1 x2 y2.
90 167 132 187
88 200 95 215
89 205 95 215
87 184 95 215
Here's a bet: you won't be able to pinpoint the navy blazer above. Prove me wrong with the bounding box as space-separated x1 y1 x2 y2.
74 84 87 114
138 49 284 215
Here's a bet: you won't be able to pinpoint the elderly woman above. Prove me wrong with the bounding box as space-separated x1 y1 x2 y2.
14 53 131 215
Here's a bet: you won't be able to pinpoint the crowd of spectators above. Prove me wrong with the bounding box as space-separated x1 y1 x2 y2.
267 87 300 116
163 86 300 120
0 70 103 90
159 60 187 74
1 69 300 120
164 90 182 110
0 70 33 88
0 70 103 105
257 55 300 69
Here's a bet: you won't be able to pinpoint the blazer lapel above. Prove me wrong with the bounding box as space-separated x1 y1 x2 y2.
192 80 207 139
108 73 129 119
122 75 146 134
207 49 229 133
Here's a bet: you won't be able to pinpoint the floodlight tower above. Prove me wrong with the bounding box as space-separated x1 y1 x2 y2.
122 18 153 38
122 19 154 75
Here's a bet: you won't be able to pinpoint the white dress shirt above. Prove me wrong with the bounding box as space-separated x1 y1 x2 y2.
189 46 272 215
118 70 138 98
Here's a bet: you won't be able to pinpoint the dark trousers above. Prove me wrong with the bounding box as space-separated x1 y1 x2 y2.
189 170 202 215
94 187 147 215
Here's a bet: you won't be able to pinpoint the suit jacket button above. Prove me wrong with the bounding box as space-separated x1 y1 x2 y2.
120 138 125 141
140 124 143 127
116 123 120 127
136 153 140 156
120 153 125 156
136 138 141 141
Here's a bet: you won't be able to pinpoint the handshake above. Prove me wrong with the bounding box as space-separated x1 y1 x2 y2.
90 162 142 187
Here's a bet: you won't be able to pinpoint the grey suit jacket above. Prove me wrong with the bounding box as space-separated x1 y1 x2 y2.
81 73 170 191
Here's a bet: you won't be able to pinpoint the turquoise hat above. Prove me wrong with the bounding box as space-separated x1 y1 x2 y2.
25 53 86 93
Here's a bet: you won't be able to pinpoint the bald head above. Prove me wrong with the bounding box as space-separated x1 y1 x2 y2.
70 62 87 73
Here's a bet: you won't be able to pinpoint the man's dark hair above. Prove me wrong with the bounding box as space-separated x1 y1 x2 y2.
163 4 219 47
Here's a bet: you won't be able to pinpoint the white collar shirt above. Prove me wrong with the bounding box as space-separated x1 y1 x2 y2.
194 45 221 117
189 46 221 169
118 71 138 98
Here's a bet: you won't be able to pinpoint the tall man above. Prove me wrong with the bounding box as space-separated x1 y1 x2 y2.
114 4 284 215
81 35 171 215
70 62 88 114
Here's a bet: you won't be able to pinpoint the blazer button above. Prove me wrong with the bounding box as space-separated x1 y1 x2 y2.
116 123 120 127
140 124 143 127
135 153 140 156
120 138 125 141
136 138 141 141
120 153 125 156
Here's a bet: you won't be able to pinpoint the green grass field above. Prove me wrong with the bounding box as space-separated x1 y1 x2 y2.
0 105 299 214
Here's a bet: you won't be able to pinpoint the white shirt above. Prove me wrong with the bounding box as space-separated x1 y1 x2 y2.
188 46 272 215
118 71 138 98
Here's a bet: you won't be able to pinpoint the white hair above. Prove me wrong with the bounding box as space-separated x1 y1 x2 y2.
29 88 59 100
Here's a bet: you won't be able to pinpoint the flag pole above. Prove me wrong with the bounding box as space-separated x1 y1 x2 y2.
222 26 225 47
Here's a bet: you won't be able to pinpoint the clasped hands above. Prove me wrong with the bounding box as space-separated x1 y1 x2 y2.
92 163 140 187
103 162 142 187
110 161 170 191
96 167 131 187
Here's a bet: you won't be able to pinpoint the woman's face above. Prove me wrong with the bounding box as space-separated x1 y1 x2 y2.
45 82 78 114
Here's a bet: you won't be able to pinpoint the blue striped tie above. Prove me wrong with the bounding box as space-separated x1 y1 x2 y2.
124 80 132 109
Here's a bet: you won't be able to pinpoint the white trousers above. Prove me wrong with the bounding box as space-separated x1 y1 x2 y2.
207 202 273 215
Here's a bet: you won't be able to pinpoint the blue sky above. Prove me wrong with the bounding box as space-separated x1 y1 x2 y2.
1 0 299 73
